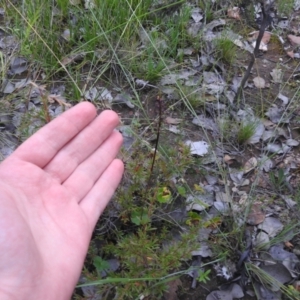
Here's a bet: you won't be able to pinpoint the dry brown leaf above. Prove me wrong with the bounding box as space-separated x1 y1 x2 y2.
163 278 182 300
243 157 257 173
223 155 241 167
288 34 300 46
284 241 294 249
223 155 232 163
247 203 265 225
286 50 294 58
30 81 47 91
165 117 182 125
263 119 275 129
248 31 271 44
61 53 85 66
248 31 271 51
253 76 266 88
61 56 75 66
227 7 241 20
48 94 71 107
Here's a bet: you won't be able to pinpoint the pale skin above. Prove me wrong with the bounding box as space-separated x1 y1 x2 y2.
0 102 124 300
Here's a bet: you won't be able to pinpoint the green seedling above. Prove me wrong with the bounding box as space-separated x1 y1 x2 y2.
214 37 237 65
176 185 187 197
197 269 211 284
237 121 256 145
269 168 288 193
93 256 111 276
130 208 151 226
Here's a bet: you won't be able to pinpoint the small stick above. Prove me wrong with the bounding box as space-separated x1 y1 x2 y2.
234 1 272 103
149 95 162 175
146 94 163 191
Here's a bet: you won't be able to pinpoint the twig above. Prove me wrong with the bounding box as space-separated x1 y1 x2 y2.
234 1 272 103
149 95 162 176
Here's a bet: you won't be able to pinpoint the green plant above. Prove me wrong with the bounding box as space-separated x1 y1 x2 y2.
72 135 201 298
269 168 288 193
237 121 256 145
246 263 300 300
217 115 233 142
199 0 214 23
197 269 211 284
93 256 111 276
100 225 199 299
214 36 237 65
177 85 204 110
277 0 294 16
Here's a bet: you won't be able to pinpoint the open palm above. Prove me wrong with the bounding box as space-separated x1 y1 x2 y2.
0 102 124 300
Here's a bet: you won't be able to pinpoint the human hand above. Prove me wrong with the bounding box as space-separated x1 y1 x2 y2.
0 102 124 300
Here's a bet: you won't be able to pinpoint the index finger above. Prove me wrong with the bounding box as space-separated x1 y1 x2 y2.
12 102 97 168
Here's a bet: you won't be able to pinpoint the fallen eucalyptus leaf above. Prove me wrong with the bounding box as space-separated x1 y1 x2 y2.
187 23 202 37
270 69 283 83
264 143 290 154
98 88 113 102
191 242 212 257
229 168 244 185
259 155 274 172
203 71 221 84
214 201 229 214
168 125 181 134
249 31 271 51
244 157 258 173
113 93 134 108
262 130 277 142
255 231 270 249
228 283 244 298
281 195 297 208
185 140 209 156
192 115 218 132
84 87 98 101
198 228 212 241
248 121 265 144
247 203 265 225
165 117 182 125
288 34 300 46
227 7 241 20
258 217 284 238
206 283 244 300
215 192 230 202
269 245 299 277
286 139 299 147
206 290 231 300
259 263 292 291
265 105 285 123
277 93 289 105
163 278 182 300
160 70 197 85
191 8 203 23
253 76 266 88
254 281 281 300
2 80 15 93
9 57 28 75
186 193 214 211
205 175 218 185
204 19 226 32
